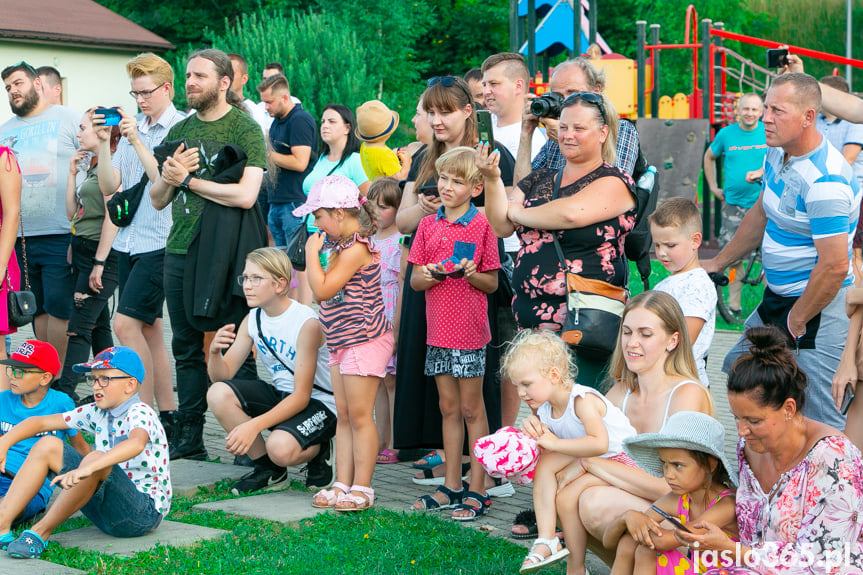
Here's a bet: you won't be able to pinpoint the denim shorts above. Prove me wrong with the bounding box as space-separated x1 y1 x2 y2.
0 475 45 525
62 444 163 537
267 202 305 249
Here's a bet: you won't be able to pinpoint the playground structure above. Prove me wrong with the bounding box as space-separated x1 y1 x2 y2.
515 2 863 240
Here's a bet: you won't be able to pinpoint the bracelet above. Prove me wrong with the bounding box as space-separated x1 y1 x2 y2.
182 174 194 188
93 258 106 266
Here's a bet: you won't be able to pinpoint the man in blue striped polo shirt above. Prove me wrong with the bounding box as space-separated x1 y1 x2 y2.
705 73 861 429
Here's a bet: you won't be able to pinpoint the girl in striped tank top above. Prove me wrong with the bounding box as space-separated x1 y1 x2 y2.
294 175 393 512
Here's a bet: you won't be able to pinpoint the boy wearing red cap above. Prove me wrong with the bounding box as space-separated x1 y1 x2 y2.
0 341 89 531
0 346 170 559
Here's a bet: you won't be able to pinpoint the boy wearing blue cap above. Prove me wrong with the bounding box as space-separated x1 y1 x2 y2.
0 346 171 559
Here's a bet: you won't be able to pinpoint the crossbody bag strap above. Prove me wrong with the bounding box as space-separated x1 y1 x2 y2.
6 210 28 291
549 168 569 274
255 308 334 396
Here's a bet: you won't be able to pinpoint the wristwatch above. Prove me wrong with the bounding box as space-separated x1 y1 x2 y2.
93 258 106 266
182 173 194 188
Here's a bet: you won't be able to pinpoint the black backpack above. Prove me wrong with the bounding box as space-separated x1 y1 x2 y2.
623 127 659 291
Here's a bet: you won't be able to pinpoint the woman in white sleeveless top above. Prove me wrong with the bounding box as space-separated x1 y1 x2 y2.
556 291 715 571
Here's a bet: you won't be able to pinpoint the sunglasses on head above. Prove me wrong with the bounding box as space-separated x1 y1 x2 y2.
11 61 38 78
426 76 473 104
564 92 607 125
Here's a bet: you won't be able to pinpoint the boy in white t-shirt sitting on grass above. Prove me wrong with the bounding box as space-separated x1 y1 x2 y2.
0 346 170 559
650 198 716 386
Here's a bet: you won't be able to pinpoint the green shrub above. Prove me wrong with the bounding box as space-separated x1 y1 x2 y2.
204 9 377 121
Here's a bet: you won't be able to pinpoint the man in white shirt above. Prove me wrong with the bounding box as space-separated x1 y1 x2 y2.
228 53 271 131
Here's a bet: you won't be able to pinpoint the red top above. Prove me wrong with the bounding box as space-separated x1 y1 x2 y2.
408 205 500 350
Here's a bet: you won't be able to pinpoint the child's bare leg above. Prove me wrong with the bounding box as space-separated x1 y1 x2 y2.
0 436 64 533
383 373 396 450
341 374 379 489
557 471 608 575
534 451 577 539
330 366 354 487
374 377 394 453
845 391 863 451
455 375 488 497
436 374 464 490
633 542 658 575
610 533 637 575
30 450 113 541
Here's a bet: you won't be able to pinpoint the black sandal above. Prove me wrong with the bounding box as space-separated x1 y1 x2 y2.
451 491 491 522
413 485 464 511
512 509 538 539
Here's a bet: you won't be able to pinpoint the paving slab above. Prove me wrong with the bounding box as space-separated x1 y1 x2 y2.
49 520 229 558
0 554 85 575
194 489 329 523
169 459 249 498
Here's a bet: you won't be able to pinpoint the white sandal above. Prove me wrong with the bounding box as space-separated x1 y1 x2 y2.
312 481 349 508
519 536 569 574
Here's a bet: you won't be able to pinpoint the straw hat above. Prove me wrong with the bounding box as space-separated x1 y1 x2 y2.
355 100 399 142
623 411 737 487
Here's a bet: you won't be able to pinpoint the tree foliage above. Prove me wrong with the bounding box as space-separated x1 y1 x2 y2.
204 10 376 122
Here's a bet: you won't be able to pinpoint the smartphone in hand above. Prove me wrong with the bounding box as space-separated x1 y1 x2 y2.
651 505 693 533
476 109 495 150
95 108 121 126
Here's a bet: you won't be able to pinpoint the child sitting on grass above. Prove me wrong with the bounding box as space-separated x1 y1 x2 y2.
0 346 170 559
0 341 90 526
650 198 717 387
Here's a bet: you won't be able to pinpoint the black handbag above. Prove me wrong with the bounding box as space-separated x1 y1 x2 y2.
549 169 627 358
106 172 148 227
286 219 308 272
7 213 35 328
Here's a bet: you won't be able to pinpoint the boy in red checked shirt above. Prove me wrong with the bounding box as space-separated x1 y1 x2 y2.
0 346 170 559
408 146 500 521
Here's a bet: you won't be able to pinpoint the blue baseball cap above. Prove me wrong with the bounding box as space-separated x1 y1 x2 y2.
72 346 145 383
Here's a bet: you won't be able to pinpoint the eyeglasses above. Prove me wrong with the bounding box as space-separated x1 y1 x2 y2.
426 76 474 105
5 366 43 379
129 83 166 100
11 61 39 78
237 274 268 287
85 374 133 388
563 92 607 125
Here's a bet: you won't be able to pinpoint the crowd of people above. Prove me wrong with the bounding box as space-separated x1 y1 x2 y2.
0 46 860 574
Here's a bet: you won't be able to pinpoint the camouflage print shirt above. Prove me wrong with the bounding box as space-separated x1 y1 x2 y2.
163 107 266 255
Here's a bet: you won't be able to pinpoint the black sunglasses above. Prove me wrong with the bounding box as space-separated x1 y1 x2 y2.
426 76 473 104
564 92 607 125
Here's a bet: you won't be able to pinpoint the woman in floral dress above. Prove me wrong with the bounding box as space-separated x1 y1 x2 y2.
678 326 863 574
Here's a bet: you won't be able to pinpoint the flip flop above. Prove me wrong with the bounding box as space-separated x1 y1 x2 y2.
412 450 444 470
376 448 400 464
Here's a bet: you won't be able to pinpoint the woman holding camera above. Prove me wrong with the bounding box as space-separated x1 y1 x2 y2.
56 108 122 401
483 92 635 390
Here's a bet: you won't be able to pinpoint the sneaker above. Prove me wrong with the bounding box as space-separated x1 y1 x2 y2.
231 466 288 495
7 529 47 559
305 436 335 489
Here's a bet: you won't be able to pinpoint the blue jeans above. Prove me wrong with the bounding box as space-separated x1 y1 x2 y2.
267 202 305 249
0 476 45 526
61 444 162 537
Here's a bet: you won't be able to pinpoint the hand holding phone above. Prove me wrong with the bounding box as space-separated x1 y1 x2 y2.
840 383 855 416
651 505 692 533
476 109 495 151
94 108 121 126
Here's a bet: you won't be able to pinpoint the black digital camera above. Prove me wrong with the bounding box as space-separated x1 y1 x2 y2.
530 92 565 119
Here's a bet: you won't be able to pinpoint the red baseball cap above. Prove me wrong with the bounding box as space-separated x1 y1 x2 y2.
0 340 61 376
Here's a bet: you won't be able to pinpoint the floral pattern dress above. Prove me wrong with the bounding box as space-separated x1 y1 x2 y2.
511 164 636 331
736 435 863 574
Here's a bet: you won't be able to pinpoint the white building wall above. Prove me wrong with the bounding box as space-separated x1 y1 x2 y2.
0 41 144 124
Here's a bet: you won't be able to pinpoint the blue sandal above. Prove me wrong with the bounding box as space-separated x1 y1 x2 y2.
452 491 491 522
412 450 444 470
7 529 47 559
0 532 14 550
413 485 464 511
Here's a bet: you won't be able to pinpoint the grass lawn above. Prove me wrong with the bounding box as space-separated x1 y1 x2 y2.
628 259 763 332
38 480 564 575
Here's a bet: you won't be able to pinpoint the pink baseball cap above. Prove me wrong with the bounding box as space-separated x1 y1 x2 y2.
292 175 364 218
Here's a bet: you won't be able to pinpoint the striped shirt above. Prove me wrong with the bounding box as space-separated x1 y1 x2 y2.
762 137 861 296
111 105 186 255
317 234 392 352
